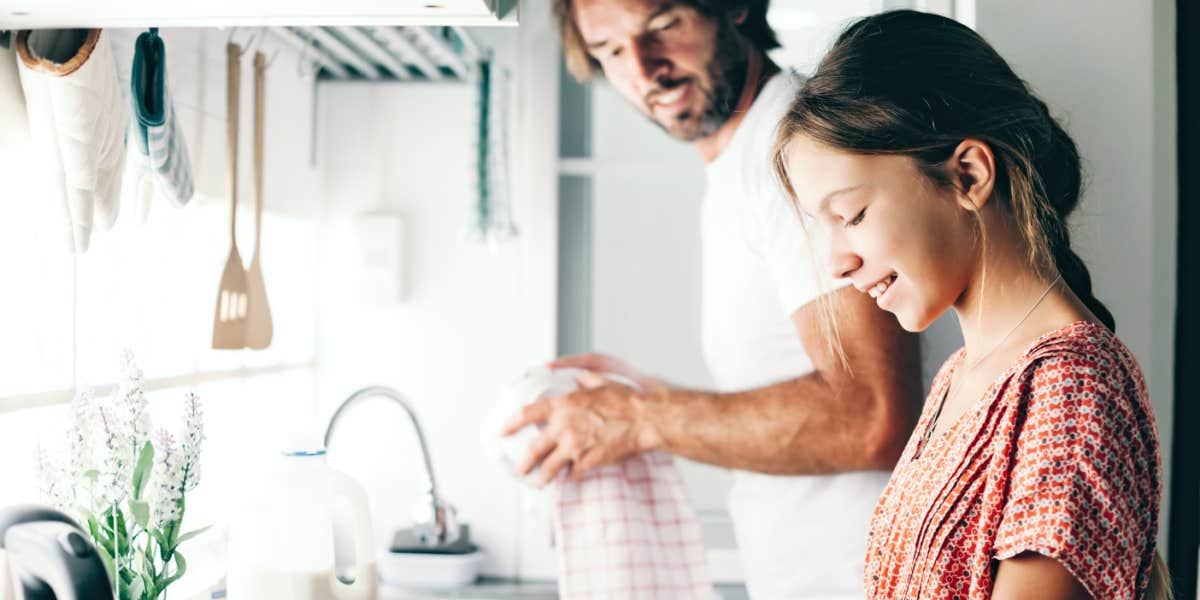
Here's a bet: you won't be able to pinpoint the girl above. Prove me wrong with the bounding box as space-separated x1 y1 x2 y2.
772 10 1170 600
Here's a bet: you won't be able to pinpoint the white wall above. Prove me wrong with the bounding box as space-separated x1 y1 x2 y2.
975 0 1178 551
309 27 560 580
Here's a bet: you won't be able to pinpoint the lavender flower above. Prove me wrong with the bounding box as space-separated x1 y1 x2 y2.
118 351 152 453
96 405 132 506
35 442 72 511
179 392 204 491
66 391 97 483
150 429 184 528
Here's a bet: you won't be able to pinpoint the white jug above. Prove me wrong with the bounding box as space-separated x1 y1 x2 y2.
227 449 378 600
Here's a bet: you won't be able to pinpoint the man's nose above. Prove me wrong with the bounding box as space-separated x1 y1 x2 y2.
629 38 669 84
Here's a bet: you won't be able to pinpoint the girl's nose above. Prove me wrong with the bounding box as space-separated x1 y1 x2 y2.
830 250 862 281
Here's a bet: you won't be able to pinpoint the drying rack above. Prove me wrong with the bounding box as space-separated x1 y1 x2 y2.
271 26 482 82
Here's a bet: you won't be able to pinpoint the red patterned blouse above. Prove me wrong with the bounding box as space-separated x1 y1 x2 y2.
865 320 1162 599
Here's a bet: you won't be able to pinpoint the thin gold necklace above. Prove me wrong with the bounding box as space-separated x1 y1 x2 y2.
921 274 1063 449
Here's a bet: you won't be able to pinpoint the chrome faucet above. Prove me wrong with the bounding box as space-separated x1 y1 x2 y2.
324 385 460 548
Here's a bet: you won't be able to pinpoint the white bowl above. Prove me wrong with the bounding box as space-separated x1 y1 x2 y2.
378 549 485 591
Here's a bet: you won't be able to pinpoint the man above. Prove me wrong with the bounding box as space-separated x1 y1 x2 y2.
503 1 925 597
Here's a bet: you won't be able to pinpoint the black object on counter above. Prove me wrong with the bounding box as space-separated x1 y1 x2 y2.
0 504 112 600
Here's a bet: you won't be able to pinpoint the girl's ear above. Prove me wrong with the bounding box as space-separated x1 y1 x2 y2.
949 138 997 211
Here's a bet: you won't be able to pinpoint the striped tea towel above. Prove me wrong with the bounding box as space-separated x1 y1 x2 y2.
131 29 193 207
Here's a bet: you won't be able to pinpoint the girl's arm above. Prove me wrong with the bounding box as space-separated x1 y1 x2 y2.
992 552 1091 600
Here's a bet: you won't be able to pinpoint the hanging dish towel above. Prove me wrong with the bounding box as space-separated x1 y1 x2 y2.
487 367 714 600
130 29 193 208
121 121 157 224
16 29 126 253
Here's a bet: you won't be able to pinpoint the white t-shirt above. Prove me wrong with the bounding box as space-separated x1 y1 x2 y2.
701 73 890 599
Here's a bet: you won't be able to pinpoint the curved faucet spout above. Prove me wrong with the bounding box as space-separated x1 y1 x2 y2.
324 385 456 547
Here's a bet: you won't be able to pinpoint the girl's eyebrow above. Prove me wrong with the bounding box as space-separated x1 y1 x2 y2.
819 185 864 212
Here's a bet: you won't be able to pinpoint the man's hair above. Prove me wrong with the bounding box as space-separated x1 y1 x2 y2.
553 0 780 82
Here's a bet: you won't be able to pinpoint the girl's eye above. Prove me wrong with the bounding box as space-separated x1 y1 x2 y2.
657 18 679 32
846 208 866 227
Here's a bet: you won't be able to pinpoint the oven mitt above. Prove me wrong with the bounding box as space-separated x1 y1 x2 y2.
16 29 127 253
131 29 193 207
0 31 30 147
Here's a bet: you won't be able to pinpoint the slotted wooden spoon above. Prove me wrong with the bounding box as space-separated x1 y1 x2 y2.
212 42 248 349
243 51 273 349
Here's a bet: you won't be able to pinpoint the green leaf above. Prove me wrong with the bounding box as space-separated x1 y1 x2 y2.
104 509 130 560
161 552 187 588
127 576 144 600
86 515 103 542
130 501 150 529
174 525 212 548
87 516 116 559
132 441 154 499
141 572 157 600
83 469 100 481
149 529 171 561
166 495 186 548
141 550 156 581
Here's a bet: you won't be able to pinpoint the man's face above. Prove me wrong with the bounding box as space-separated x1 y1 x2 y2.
574 0 749 141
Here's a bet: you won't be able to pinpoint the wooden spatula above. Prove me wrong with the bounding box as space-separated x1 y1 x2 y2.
212 42 248 350
244 51 273 350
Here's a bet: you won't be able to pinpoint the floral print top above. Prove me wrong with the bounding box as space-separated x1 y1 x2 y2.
865 321 1161 599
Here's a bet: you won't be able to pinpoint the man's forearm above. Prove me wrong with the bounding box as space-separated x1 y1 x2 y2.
634 372 916 475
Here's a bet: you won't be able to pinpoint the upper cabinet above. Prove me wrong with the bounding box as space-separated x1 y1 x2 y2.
0 0 518 29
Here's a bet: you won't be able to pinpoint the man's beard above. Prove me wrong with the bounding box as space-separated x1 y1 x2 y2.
644 23 749 142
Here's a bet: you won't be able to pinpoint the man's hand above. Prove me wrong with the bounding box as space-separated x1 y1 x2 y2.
500 355 665 486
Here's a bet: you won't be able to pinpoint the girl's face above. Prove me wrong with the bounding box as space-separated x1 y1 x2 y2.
783 134 979 332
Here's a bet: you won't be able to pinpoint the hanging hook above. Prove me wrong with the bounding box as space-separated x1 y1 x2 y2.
246 27 271 58
244 27 281 68
263 48 282 69
226 27 250 56
250 31 281 69
242 29 261 55
296 32 320 79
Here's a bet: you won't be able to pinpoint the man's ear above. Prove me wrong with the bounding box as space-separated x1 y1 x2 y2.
949 138 997 211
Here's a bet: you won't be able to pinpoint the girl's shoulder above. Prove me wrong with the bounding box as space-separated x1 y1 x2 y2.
1013 320 1142 397
1000 320 1154 445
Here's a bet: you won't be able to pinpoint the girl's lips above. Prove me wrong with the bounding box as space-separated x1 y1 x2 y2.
866 273 898 299
876 274 900 310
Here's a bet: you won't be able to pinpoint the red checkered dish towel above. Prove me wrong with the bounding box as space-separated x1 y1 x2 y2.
488 367 714 600
550 451 714 600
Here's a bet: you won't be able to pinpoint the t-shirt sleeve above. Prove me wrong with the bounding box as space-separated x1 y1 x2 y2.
993 354 1156 600
758 183 851 315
